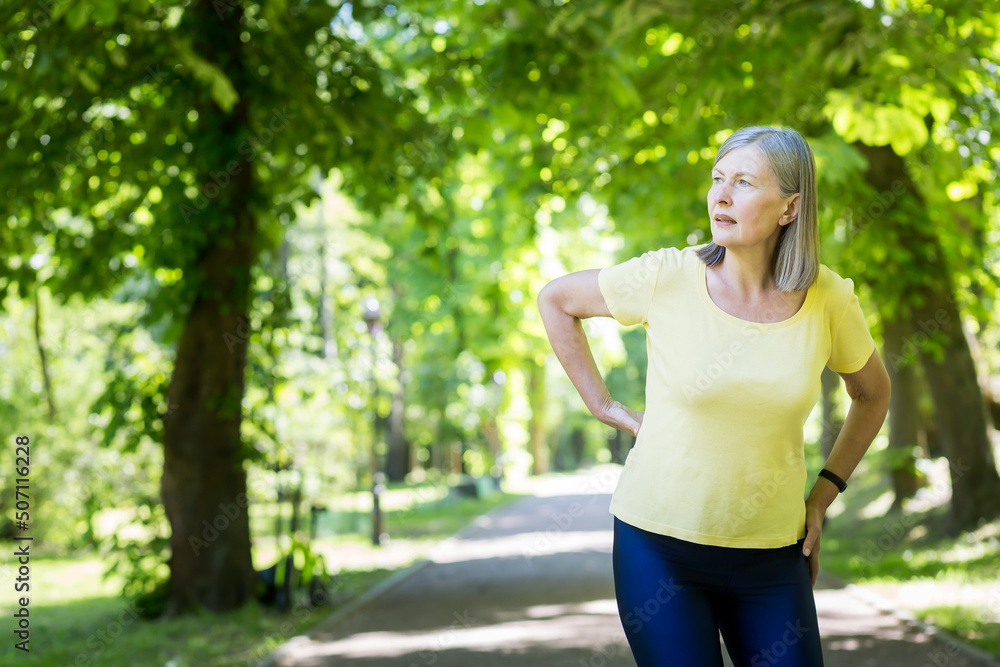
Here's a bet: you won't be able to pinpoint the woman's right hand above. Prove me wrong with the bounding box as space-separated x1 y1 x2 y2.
597 397 644 437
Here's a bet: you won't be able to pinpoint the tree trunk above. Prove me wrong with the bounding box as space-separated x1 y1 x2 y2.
881 312 923 509
569 426 585 469
528 362 549 475
916 309 1000 532
316 192 331 359
819 366 843 461
160 0 257 615
161 291 257 615
290 481 303 534
32 287 57 422
452 441 465 475
855 141 1000 533
385 335 410 482
430 421 442 473
481 370 503 477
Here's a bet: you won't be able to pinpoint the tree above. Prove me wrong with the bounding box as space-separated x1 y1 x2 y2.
0 0 434 613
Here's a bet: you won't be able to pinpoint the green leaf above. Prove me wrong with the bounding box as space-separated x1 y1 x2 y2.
66 1 90 30
175 43 240 113
91 0 120 24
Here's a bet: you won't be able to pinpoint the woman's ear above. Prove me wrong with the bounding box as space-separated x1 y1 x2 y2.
780 193 800 226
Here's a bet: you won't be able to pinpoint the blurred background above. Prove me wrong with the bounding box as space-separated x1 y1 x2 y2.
1 0 998 664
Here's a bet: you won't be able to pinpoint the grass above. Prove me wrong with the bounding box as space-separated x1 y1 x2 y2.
0 482 527 666
819 483 1000 585
914 605 1000 657
817 454 1000 658
246 479 495 542
1 577 383 666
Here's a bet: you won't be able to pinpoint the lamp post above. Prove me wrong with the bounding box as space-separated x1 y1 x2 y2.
363 297 387 547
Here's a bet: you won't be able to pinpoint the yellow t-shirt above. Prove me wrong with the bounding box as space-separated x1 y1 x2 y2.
597 244 876 548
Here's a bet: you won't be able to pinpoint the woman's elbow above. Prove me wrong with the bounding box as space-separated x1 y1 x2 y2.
842 352 891 405
864 384 891 420
863 371 891 410
537 281 568 324
872 360 892 404
537 280 558 312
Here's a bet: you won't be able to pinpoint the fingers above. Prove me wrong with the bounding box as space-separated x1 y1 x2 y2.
607 401 642 437
802 521 820 587
623 407 640 436
622 411 640 437
802 524 818 557
628 411 642 437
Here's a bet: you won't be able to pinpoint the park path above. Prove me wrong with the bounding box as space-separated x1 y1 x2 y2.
265 466 998 667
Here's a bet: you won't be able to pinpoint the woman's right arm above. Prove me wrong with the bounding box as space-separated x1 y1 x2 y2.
537 269 644 437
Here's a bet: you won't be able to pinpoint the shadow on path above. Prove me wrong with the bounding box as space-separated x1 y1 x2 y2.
269 467 995 667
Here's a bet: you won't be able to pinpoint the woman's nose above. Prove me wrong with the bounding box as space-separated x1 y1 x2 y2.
713 183 731 205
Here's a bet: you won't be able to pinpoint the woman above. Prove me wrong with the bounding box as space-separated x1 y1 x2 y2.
536 125 891 666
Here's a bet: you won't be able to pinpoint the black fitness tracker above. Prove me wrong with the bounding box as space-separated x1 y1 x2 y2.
818 468 848 493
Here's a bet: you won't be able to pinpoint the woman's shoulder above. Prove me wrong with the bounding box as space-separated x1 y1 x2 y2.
815 264 863 312
618 243 710 281
670 244 704 266
639 245 689 258
636 243 715 280
623 245 689 270
816 264 859 293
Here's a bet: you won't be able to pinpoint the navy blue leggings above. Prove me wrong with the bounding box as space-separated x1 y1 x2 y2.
612 516 824 667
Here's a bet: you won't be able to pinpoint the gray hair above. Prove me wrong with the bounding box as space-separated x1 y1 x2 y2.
695 125 819 292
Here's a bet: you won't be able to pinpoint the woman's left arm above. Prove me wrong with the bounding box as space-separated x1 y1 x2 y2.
802 349 892 586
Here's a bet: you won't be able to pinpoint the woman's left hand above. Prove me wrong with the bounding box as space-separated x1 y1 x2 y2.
802 497 826 587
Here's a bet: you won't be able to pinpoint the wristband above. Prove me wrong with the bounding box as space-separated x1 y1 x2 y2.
818 468 848 493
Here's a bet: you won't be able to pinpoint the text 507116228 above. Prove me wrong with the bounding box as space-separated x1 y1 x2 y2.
13 434 31 653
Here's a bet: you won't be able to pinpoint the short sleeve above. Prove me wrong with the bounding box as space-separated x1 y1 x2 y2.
827 278 876 374
597 249 666 326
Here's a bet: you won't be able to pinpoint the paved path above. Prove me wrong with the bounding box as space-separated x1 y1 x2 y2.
268 467 998 667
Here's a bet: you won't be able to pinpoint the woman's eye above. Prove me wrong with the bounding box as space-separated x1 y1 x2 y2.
738 179 750 186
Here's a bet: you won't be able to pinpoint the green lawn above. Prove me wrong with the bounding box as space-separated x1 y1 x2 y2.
0 484 526 666
915 605 1000 657
819 483 1000 584
818 458 1000 658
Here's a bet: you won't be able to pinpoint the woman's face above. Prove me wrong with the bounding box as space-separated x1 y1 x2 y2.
707 144 798 249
